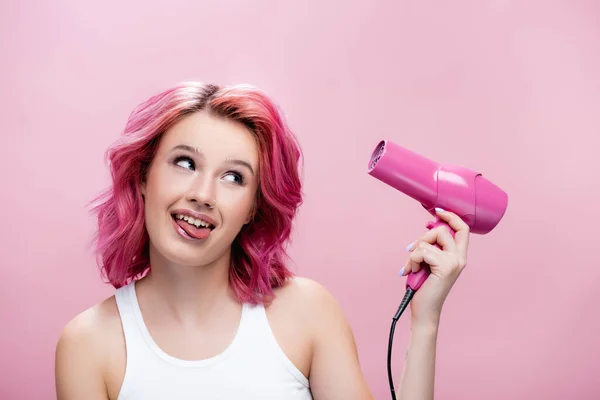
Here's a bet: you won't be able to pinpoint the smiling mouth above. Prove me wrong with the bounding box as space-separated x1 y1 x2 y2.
171 213 216 230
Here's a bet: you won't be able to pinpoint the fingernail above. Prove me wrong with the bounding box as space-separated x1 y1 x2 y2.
406 242 415 251
435 207 445 213
399 267 405 276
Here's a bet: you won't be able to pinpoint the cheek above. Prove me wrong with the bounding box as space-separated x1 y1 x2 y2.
147 168 187 200
143 175 179 224
219 191 255 223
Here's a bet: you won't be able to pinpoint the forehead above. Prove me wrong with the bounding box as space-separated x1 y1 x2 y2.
159 111 258 164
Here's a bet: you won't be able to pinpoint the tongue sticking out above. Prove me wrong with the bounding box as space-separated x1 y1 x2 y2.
176 219 211 240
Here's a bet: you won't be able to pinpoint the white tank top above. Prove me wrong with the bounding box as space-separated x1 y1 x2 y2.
114 281 313 400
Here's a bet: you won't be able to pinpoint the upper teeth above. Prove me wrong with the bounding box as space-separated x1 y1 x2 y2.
175 214 211 229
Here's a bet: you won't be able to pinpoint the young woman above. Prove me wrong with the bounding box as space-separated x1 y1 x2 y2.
55 82 471 400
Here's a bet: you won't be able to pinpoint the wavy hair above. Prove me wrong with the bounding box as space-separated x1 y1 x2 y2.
89 82 303 304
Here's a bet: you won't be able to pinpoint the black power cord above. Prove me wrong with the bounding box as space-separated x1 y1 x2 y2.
387 288 416 400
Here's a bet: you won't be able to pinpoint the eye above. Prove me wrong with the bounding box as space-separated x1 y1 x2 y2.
174 156 195 170
223 171 245 185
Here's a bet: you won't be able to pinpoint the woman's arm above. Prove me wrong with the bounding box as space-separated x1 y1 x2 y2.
309 209 470 400
395 320 439 400
395 208 470 399
308 294 441 400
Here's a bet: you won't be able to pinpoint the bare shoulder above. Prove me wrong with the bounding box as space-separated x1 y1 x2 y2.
275 276 339 314
273 276 374 399
275 275 352 335
59 295 120 338
57 295 122 354
271 276 344 334
55 296 123 400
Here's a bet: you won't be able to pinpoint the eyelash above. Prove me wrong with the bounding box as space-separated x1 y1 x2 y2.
172 156 246 185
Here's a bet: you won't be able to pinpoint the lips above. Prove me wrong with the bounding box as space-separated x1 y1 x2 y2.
170 209 217 241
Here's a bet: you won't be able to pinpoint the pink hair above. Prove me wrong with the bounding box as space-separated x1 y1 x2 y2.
89 82 303 304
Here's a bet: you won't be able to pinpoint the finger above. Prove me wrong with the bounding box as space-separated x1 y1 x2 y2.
406 243 443 274
415 225 459 254
434 208 470 255
408 250 440 274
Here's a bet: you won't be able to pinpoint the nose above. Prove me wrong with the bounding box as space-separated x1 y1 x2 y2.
186 176 217 209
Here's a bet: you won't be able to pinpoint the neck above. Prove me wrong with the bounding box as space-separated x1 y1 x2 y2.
137 245 239 326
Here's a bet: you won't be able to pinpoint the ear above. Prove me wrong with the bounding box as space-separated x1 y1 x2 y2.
139 180 147 200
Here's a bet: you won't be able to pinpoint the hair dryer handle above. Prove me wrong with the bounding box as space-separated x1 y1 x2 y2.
405 218 456 291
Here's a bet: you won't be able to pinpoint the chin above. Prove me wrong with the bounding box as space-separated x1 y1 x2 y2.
150 236 230 269
155 247 218 269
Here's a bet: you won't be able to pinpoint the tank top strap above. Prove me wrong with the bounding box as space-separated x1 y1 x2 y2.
114 282 138 344
114 282 153 370
237 302 310 388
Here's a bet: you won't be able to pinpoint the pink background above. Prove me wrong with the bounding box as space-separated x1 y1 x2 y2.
2 0 599 398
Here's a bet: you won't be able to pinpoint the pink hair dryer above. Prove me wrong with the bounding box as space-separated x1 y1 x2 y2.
367 140 509 291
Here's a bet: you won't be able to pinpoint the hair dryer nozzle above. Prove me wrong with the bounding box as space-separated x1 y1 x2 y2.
368 140 440 209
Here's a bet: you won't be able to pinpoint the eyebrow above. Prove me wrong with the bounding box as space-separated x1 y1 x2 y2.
171 144 255 175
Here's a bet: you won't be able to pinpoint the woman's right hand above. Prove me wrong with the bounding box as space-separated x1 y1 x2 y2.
400 208 471 325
